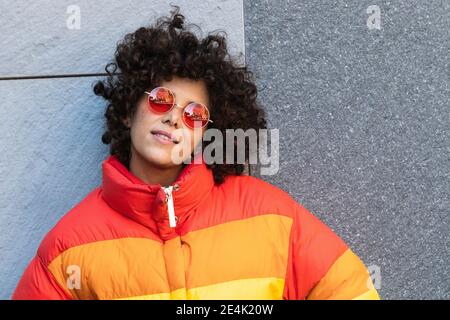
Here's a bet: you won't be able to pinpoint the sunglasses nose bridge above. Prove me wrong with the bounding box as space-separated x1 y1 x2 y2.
173 103 185 109
161 102 185 128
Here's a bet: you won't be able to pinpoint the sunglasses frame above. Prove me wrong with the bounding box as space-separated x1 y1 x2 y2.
144 86 213 129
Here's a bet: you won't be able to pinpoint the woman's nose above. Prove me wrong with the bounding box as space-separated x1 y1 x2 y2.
162 103 184 128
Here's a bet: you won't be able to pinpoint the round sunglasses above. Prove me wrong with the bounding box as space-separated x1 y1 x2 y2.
144 86 213 129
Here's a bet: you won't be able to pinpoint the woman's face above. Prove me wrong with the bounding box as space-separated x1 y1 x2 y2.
127 76 210 168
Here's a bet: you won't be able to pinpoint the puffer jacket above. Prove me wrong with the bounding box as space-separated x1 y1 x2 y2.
12 153 380 300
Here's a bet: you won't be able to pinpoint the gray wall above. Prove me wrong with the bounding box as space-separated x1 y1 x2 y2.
0 0 448 299
0 0 244 299
245 0 449 299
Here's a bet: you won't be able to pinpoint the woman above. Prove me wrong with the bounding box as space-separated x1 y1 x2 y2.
12 7 380 300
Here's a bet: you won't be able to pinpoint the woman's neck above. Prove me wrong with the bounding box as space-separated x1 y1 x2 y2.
128 151 185 187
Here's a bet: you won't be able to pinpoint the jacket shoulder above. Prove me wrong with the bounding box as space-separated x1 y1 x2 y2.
36 187 150 266
220 174 300 220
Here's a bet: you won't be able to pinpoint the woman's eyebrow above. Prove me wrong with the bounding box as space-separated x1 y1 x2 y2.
173 91 208 106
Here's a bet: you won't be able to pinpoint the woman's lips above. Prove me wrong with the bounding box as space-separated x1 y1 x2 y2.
150 130 180 144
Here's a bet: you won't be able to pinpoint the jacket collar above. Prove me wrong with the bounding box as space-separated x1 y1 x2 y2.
101 153 215 240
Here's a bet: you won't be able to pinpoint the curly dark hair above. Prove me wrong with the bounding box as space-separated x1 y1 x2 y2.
93 6 267 185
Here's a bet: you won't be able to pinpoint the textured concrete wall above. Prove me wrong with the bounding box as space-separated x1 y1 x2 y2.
1 0 448 300
245 0 449 299
0 0 244 299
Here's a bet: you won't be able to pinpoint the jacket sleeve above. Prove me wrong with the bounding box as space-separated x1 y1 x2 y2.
283 202 380 300
12 255 71 300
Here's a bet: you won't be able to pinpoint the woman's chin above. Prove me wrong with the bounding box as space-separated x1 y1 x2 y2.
144 155 172 167
140 150 181 168
137 142 191 167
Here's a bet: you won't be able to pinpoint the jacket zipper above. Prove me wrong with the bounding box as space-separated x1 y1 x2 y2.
162 184 179 228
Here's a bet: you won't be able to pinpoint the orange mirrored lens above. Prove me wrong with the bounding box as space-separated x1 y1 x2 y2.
147 87 174 113
183 102 210 129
